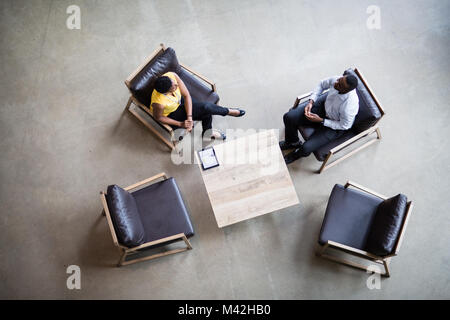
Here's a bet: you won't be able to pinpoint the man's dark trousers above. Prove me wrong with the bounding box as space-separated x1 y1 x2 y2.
283 96 347 157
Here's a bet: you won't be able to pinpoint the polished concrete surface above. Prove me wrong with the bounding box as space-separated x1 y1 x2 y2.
0 0 449 299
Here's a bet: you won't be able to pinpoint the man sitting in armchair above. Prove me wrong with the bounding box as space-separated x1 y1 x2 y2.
280 74 359 164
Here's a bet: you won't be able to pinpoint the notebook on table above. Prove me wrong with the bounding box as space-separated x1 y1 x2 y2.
198 147 219 170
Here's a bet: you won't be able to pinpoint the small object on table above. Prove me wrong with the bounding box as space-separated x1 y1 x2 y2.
198 147 219 170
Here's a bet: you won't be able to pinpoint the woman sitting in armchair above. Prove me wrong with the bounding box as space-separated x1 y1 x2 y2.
150 71 245 140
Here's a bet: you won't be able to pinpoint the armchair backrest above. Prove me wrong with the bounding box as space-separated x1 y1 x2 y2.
365 194 413 257
125 44 181 107
102 185 146 248
344 68 385 134
392 201 413 255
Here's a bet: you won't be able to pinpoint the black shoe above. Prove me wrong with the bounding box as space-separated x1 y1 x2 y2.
284 149 302 165
279 140 302 151
228 108 246 117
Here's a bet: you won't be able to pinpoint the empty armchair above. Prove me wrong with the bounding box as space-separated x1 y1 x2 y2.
317 181 413 277
292 68 385 173
124 43 220 150
100 172 194 266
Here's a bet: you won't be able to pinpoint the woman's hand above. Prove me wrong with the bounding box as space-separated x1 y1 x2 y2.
181 119 193 131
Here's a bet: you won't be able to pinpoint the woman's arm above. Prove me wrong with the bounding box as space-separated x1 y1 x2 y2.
173 73 193 130
152 103 183 127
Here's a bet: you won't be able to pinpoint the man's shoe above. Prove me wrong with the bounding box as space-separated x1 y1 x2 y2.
279 140 302 151
284 149 302 165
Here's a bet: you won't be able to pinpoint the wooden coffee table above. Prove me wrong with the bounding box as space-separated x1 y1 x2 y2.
196 129 299 228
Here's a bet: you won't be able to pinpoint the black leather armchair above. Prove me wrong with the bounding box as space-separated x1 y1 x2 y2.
124 43 220 151
100 172 194 267
317 181 413 277
291 68 385 173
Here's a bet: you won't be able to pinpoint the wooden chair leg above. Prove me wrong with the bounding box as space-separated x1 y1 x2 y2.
382 259 391 277
170 131 177 150
316 243 329 256
182 234 193 250
117 250 127 267
125 96 132 111
318 153 332 173
376 127 382 140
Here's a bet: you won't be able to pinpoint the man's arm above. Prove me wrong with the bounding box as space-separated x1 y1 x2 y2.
305 77 335 116
323 98 359 130
309 77 335 103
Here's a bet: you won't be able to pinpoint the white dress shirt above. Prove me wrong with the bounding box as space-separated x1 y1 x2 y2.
310 76 359 130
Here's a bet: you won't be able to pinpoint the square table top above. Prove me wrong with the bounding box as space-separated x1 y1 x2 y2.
196 129 299 228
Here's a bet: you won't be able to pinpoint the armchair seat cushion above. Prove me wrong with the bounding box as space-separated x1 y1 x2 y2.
106 185 146 248
319 184 383 249
365 194 408 256
132 177 194 244
178 68 219 104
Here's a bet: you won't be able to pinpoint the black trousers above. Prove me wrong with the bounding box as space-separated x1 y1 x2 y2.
167 97 229 134
283 97 347 157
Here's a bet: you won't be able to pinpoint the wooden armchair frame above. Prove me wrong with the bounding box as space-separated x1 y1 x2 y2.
292 68 385 173
316 181 413 277
100 172 193 267
124 43 218 151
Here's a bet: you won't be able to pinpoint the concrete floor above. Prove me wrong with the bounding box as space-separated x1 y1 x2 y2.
0 0 449 299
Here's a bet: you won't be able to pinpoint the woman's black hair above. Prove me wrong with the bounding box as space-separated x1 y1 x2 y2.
154 76 172 93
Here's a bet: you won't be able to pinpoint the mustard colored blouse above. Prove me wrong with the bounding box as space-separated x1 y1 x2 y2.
150 72 181 116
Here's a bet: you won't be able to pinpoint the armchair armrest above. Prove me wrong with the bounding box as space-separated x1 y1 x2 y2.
180 63 217 92
126 233 191 252
124 172 168 192
292 92 312 109
326 240 391 260
344 181 387 200
330 126 379 154
130 96 174 133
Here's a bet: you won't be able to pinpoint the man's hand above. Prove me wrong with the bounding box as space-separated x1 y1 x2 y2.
304 100 314 117
305 112 323 123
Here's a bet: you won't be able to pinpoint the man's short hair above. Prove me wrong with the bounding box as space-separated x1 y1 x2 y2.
154 76 172 93
345 75 358 91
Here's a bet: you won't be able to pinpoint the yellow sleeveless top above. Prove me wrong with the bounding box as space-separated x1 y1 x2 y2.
150 72 181 116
